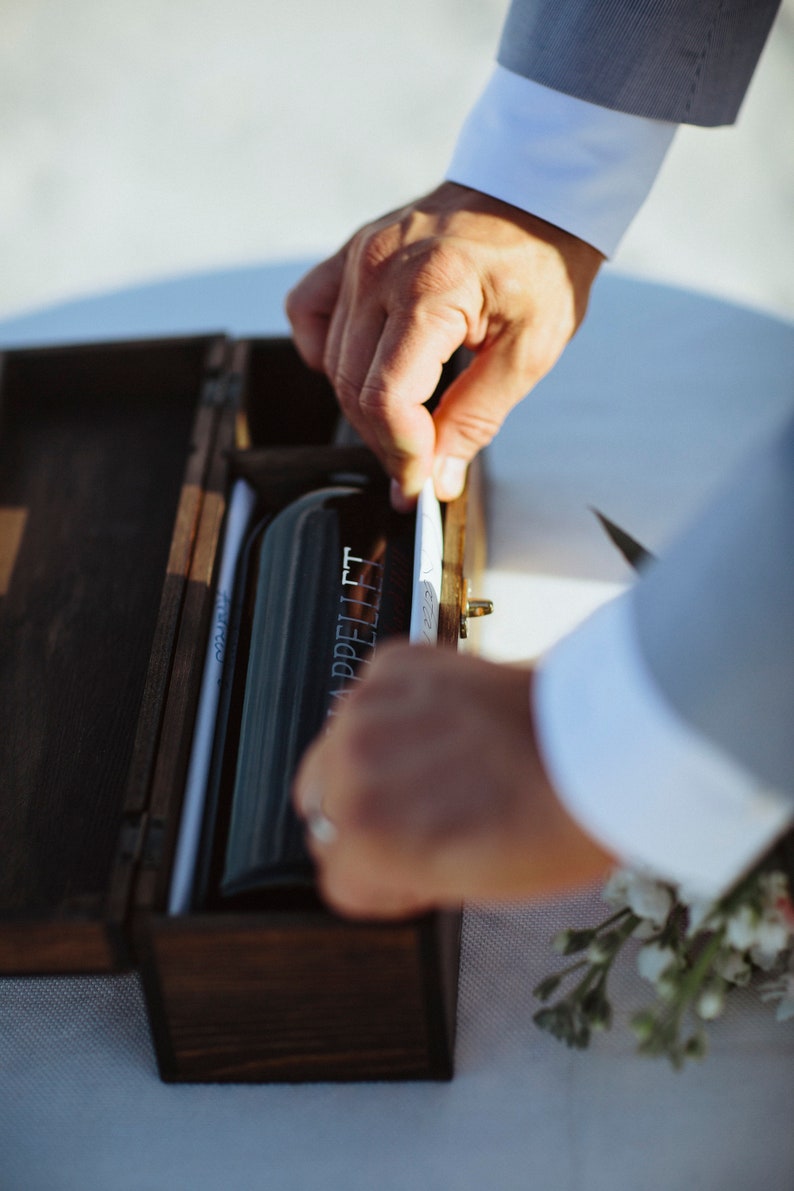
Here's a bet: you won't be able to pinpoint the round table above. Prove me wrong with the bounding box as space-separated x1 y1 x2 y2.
1 263 792 1191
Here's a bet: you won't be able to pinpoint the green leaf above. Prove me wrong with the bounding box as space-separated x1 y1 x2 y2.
552 928 596 955
533 973 563 1001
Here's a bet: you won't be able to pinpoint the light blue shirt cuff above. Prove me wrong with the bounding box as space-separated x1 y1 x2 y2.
533 593 793 899
446 65 676 257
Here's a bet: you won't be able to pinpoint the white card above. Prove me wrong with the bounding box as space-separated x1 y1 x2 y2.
409 478 443 646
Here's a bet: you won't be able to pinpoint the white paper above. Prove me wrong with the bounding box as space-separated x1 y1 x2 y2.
409 478 443 646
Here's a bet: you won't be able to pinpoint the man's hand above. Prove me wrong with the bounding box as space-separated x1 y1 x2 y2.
286 182 603 509
292 644 613 919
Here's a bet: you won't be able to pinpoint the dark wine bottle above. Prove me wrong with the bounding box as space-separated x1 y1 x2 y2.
220 483 414 897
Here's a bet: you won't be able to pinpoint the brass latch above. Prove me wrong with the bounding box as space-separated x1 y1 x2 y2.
459 582 494 639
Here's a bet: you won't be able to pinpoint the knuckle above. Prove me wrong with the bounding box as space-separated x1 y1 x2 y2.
331 366 361 412
357 380 394 423
402 244 471 306
448 407 503 451
357 230 397 278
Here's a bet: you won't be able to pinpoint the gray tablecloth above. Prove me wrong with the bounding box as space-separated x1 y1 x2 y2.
2 263 792 1191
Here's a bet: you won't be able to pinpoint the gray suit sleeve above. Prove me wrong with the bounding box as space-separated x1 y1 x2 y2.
498 0 781 126
633 412 794 800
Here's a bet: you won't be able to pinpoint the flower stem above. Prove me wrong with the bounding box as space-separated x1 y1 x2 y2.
675 926 727 1011
594 907 633 933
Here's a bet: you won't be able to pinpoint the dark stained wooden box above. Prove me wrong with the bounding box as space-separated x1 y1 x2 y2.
0 335 481 1082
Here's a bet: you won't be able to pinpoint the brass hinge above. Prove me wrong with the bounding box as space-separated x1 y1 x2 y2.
459 580 494 639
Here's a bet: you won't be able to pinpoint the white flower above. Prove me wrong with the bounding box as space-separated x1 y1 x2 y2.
603 869 674 927
726 900 792 965
750 933 790 970
602 869 632 910
726 905 759 951
637 943 677 986
713 949 752 987
696 985 726 1021
624 873 674 927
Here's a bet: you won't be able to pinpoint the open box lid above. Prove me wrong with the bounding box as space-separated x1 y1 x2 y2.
0 335 238 973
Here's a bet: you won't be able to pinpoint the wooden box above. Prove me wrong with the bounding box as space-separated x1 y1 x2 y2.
0 335 482 1082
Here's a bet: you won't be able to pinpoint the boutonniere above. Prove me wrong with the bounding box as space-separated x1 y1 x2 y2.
533 513 794 1066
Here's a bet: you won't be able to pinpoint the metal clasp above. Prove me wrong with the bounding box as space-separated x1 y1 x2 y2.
459 582 494 639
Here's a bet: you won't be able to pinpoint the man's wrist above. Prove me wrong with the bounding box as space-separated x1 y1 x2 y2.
447 65 676 258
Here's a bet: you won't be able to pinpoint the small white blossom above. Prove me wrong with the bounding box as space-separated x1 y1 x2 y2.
604 869 673 927
726 905 791 964
624 873 674 927
696 985 726 1021
602 869 632 910
755 915 791 958
637 943 677 986
604 871 676 933
750 936 790 971
726 905 759 951
713 949 752 987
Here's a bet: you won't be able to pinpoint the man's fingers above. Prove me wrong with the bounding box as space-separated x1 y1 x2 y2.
325 296 387 439
294 732 433 920
287 185 604 508
430 329 549 499
353 304 469 501
293 737 334 823
285 252 347 370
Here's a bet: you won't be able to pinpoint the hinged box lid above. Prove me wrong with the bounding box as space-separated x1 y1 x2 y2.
0 335 233 972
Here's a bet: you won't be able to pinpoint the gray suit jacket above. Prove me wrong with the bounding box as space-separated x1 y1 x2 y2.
499 0 781 125
497 0 793 806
